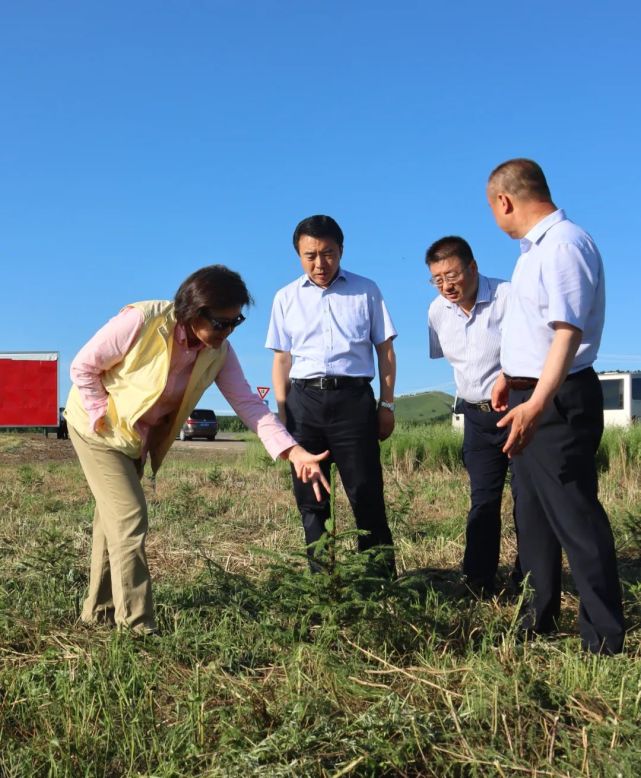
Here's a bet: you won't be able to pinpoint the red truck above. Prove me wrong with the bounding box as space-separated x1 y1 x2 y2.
0 351 63 436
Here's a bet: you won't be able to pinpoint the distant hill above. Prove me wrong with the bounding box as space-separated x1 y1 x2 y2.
394 391 454 424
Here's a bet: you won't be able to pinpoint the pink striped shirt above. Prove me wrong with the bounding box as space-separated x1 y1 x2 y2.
70 307 296 460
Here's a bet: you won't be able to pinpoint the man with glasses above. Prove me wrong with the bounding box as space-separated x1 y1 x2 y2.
426 236 520 596
266 214 397 576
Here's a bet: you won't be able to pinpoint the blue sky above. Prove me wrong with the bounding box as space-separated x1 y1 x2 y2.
2 1 640 413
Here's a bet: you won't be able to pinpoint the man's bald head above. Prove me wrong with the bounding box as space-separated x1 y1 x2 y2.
486 158 557 238
488 158 552 202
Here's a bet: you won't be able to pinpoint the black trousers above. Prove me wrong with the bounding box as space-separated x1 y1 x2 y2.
285 381 394 571
509 367 624 654
461 404 520 588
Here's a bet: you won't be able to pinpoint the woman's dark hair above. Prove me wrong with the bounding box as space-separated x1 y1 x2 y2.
174 265 253 323
293 214 344 252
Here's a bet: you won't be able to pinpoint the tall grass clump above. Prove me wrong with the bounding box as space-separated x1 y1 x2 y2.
597 424 641 517
242 421 463 475
381 421 463 473
597 423 641 471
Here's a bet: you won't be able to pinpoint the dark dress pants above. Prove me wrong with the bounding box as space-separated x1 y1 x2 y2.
462 405 520 589
509 367 624 654
285 381 394 572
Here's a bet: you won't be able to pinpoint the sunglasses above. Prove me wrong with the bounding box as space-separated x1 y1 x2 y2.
203 312 246 331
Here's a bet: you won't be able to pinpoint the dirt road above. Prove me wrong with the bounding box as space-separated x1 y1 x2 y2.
171 435 248 458
0 433 248 466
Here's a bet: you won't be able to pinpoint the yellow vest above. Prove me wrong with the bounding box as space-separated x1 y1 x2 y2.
65 300 228 472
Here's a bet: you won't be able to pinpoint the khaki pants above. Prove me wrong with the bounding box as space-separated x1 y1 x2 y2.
69 425 156 633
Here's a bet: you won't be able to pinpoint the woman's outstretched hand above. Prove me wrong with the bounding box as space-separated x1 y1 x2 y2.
284 445 331 501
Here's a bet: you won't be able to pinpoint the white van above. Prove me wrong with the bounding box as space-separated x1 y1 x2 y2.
451 396 465 431
598 371 641 427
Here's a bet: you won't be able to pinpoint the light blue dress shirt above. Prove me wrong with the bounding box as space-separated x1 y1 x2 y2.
500 209 605 378
265 267 397 379
428 274 509 402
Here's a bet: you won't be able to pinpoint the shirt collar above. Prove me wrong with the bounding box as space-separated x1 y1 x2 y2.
475 274 491 305
520 209 566 253
300 266 347 289
175 322 205 351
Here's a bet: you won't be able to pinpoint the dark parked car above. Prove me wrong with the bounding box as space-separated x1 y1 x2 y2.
179 408 218 441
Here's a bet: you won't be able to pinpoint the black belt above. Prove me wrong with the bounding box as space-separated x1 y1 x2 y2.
463 399 494 412
292 376 372 390
504 375 538 390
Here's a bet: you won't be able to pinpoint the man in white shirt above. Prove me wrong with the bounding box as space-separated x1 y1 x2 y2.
266 214 397 575
487 158 624 654
427 235 520 596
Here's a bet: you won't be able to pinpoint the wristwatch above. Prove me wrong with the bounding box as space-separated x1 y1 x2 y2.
378 400 395 413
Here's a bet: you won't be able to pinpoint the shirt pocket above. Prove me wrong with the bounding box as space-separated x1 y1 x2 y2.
337 298 371 343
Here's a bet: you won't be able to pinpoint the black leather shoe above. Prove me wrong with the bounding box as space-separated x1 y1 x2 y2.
464 577 496 599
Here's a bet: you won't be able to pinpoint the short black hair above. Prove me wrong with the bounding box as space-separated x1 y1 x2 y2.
488 158 552 202
425 236 475 267
293 215 344 252
174 265 253 324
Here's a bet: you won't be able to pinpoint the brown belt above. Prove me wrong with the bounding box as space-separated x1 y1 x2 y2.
505 375 538 390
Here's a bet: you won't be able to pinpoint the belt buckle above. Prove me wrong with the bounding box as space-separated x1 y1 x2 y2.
320 376 337 390
478 401 491 412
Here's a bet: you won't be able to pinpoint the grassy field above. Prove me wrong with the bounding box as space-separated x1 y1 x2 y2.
1 424 640 776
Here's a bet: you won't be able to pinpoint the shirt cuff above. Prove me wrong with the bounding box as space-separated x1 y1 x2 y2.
88 402 108 433
255 414 298 459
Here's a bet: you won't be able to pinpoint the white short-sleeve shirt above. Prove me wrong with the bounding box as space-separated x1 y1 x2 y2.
428 274 509 402
265 267 397 379
500 209 605 378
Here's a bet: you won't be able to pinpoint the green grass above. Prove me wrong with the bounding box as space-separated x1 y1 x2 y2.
0 433 23 453
394 391 455 424
1 426 641 776
381 421 462 473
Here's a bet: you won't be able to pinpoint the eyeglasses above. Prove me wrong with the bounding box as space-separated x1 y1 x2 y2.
203 312 246 331
429 268 467 288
